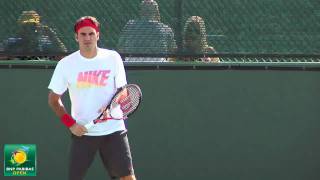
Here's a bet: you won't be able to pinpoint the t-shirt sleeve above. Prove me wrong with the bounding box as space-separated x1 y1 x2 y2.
48 61 68 95
114 52 127 88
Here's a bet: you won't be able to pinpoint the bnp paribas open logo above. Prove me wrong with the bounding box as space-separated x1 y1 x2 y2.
4 144 37 176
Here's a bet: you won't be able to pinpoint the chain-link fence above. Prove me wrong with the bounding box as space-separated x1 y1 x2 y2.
0 0 319 62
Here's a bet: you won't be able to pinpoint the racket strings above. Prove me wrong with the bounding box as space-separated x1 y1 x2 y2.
92 84 142 124
111 86 141 117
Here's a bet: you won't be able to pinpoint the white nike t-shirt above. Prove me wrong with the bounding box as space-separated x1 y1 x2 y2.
48 48 127 136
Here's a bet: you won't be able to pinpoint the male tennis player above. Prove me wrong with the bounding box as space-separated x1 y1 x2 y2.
48 16 136 180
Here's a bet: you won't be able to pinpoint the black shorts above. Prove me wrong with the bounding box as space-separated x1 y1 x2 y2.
68 130 134 180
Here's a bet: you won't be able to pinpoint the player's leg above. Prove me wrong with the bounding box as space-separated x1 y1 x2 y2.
68 135 100 180
99 130 136 179
120 174 136 180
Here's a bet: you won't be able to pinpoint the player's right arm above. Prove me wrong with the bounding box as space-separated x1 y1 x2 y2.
48 91 87 136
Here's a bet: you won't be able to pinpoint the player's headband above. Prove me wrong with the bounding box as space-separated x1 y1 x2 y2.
74 18 99 33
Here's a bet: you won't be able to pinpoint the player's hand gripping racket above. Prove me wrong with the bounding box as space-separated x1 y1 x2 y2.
84 84 142 129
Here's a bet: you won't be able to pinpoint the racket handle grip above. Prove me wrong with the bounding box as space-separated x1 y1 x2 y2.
84 121 94 130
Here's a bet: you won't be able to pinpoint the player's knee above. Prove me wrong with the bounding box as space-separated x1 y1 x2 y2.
120 175 136 180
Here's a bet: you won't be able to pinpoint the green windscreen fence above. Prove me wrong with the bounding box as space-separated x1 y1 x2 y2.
0 0 319 62
1 62 320 179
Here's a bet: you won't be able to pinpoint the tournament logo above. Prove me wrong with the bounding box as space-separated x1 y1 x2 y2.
4 144 36 176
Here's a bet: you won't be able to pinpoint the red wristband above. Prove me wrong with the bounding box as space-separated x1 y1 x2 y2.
60 114 76 128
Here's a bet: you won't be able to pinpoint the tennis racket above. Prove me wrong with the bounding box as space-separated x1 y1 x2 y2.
84 84 142 129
